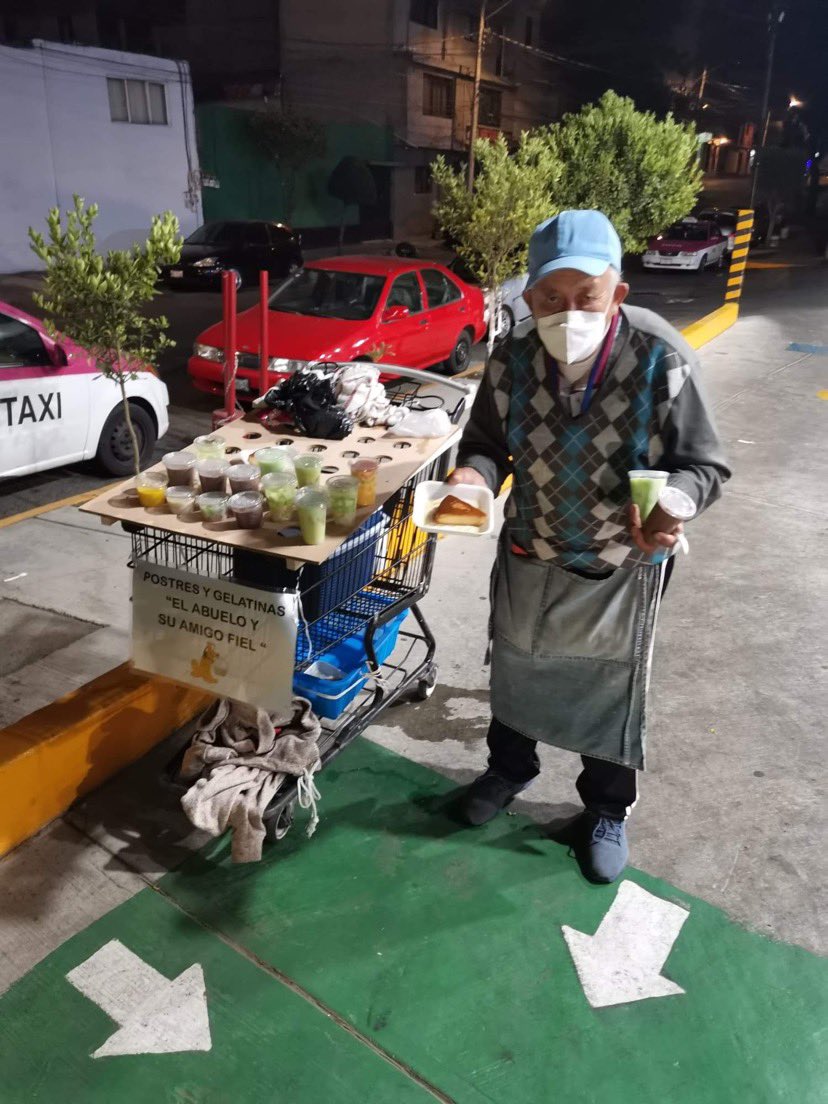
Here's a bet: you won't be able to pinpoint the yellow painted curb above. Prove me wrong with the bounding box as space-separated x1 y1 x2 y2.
0 664 213 857
0 483 121 530
680 302 740 350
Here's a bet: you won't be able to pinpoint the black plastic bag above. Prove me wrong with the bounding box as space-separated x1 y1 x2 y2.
255 367 354 439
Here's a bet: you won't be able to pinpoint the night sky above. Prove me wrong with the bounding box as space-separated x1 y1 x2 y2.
543 0 828 149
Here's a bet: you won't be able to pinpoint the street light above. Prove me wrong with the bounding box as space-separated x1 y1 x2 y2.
788 95 804 109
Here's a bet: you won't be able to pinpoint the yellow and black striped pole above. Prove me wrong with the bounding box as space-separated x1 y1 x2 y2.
725 208 754 303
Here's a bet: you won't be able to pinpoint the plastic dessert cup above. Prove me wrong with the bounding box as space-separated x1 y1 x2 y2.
294 453 324 488
229 491 264 529
166 486 196 515
227 463 261 494
262 471 298 522
327 475 359 527
162 450 197 487
193 434 226 460
255 446 297 476
350 457 378 508
197 459 230 493
295 487 328 545
135 470 168 508
198 491 230 521
628 470 669 521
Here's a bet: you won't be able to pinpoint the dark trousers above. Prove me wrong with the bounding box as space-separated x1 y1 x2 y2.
486 717 637 820
486 556 675 820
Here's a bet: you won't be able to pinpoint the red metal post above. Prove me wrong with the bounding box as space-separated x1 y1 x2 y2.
258 269 269 398
213 270 238 429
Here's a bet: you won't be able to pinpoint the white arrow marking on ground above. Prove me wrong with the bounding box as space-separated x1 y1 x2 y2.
66 939 211 1058
562 881 689 1009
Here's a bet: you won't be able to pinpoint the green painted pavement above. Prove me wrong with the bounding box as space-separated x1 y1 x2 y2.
160 741 828 1104
1 741 826 1104
0 888 435 1104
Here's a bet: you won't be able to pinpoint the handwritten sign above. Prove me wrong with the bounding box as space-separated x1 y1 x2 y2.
132 560 298 714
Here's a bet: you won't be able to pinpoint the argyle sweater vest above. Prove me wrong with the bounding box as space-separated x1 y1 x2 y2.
489 325 685 570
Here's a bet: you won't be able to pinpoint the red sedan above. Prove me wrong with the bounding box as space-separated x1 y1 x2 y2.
188 256 486 398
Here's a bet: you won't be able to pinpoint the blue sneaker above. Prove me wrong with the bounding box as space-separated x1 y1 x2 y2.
552 812 629 884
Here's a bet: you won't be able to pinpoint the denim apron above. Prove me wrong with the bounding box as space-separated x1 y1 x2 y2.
489 538 664 770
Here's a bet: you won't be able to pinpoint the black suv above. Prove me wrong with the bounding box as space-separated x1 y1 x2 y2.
160 220 303 290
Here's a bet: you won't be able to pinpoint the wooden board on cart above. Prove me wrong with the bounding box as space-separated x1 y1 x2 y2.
80 415 460 566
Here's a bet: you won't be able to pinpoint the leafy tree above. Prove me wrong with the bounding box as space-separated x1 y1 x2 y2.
247 107 325 220
431 133 559 355
756 147 806 242
29 195 181 478
327 157 377 252
542 91 702 253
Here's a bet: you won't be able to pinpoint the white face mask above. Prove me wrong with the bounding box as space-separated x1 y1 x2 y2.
536 310 610 377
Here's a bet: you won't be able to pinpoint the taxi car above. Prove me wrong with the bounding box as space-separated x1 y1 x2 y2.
187 256 486 398
642 219 728 272
0 301 169 479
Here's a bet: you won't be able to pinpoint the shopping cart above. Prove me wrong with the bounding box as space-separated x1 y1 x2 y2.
128 366 474 841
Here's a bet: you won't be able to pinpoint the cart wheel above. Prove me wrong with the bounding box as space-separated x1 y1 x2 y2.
265 797 296 841
412 666 437 702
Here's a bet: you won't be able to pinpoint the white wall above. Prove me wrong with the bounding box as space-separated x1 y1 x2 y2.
0 41 201 274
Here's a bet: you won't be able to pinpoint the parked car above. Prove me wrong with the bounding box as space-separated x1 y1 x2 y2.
0 301 169 479
159 220 303 291
642 219 728 272
448 256 531 338
188 256 486 396
696 207 739 252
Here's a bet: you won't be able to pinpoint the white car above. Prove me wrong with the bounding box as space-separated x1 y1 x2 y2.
448 258 532 338
642 219 728 272
0 301 169 480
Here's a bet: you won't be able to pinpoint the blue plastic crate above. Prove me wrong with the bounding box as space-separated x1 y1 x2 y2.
294 610 408 720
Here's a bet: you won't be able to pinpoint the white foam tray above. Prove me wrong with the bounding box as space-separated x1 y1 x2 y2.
413 481 495 537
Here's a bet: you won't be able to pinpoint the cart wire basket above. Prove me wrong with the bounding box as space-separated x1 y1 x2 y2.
129 365 474 841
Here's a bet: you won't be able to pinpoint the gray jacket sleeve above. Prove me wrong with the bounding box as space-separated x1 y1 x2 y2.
659 357 731 516
456 359 513 495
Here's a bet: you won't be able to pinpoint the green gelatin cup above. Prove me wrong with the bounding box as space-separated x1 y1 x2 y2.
327 475 359 527
294 454 324 488
262 471 298 521
295 488 328 545
628 470 669 521
255 446 297 476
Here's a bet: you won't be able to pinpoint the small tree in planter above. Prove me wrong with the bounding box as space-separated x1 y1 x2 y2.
327 157 377 252
247 107 325 221
540 90 702 253
432 133 559 358
29 195 182 479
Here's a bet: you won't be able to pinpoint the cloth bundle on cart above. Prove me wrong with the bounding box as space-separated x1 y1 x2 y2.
180 697 321 863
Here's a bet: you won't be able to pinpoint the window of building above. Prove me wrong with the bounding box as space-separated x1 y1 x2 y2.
107 78 168 125
410 0 439 28
422 269 462 308
385 273 423 314
414 165 432 194
479 87 502 128
525 17 533 46
423 74 454 119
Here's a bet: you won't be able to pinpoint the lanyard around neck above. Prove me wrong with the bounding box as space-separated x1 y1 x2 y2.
546 311 621 417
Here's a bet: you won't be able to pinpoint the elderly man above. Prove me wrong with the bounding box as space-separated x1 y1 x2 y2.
450 210 730 883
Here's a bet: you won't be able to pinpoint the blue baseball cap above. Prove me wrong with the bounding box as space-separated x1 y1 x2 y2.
526 210 622 288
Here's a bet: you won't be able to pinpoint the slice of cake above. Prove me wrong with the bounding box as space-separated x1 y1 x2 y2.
432 494 487 527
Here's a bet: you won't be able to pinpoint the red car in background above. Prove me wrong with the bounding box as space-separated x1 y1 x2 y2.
188 256 486 398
